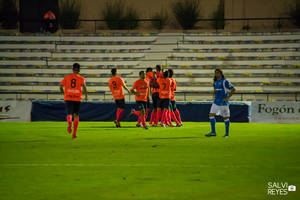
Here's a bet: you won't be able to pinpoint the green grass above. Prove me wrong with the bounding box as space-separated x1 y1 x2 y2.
0 122 299 200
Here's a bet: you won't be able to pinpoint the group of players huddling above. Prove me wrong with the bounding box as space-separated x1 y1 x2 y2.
109 65 183 130
59 63 236 139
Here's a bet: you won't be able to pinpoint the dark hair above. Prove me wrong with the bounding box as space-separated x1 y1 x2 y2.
214 69 225 82
139 71 144 76
156 65 161 72
146 67 152 73
168 69 173 78
163 71 169 78
73 63 80 70
111 68 117 75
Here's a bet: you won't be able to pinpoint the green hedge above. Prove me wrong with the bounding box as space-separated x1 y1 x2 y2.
102 0 139 30
59 0 81 29
172 0 201 30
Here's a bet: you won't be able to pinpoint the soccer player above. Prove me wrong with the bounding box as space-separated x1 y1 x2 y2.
145 67 154 121
156 70 172 127
131 71 150 130
168 69 182 127
108 68 131 128
135 67 153 127
151 65 164 126
60 63 87 139
206 69 236 137
136 67 154 127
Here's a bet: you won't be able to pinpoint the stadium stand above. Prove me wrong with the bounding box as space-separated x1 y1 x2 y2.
0 32 299 102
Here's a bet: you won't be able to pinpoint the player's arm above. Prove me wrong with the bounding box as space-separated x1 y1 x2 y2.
59 78 65 94
223 87 236 102
123 84 131 94
59 84 64 94
147 84 151 100
212 89 215 100
82 83 88 101
130 83 140 96
130 88 139 95
222 80 236 102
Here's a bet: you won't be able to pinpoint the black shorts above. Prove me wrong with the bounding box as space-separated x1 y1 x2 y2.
171 100 177 111
147 98 150 109
160 98 170 109
65 101 81 115
115 99 125 109
136 101 147 111
152 92 160 109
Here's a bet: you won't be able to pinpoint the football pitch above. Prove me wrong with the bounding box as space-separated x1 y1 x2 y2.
0 122 299 200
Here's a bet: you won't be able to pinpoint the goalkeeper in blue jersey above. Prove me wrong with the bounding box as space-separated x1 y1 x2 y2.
206 69 236 138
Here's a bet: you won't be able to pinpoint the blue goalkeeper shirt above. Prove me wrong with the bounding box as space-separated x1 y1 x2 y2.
213 78 235 106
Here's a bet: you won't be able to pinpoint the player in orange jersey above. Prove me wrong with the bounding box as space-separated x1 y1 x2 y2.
151 65 164 126
143 67 154 123
156 70 173 127
168 69 182 127
108 68 131 128
60 63 87 139
136 67 154 127
130 71 150 129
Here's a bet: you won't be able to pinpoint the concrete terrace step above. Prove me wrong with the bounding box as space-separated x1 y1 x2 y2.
168 55 300 61
173 47 300 53
177 43 300 49
0 64 139 69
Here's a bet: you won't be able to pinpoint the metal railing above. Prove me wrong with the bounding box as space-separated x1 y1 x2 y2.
196 17 293 32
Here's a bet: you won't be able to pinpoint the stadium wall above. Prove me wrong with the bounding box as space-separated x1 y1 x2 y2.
2 101 300 123
30 101 250 122
76 0 296 30
9 0 297 32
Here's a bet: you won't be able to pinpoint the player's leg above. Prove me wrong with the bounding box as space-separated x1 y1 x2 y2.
149 93 157 125
159 99 165 126
145 98 150 121
173 101 182 125
222 106 230 137
206 103 217 137
133 101 142 127
166 100 173 127
149 108 156 125
65 101 73 133
137 99 149 126
154 108 161 126
154 95 161 126
72 101 81 139
140 109 147 129
114 100 120 127
137 101 147 129
137 100 149 127
115 99 125 127
160 99 168 126
142 101 148 129
170 101 180 126
160 109 166 126
134 101 142 127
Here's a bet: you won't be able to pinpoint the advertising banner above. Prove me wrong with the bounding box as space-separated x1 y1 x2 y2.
0 101 32 122
251 102 300 123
